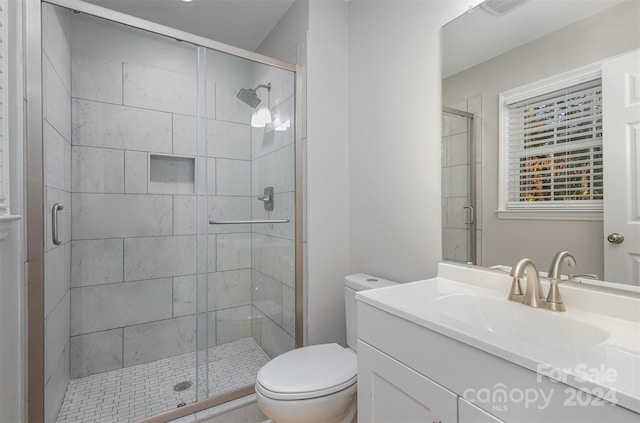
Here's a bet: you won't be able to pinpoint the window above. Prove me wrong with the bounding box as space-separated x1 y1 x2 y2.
498 65 604 220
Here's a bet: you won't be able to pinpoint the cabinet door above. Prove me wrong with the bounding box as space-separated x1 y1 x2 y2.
458 398 504 423
358 341 457 423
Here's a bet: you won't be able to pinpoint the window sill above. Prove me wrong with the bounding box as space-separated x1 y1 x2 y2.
495 209 602 222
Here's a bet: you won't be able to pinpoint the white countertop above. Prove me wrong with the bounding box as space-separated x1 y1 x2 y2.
356 262 640 414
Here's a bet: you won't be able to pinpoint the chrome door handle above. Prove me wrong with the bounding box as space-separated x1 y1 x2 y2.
607 233 624 244
463 205 474 224
52 203 64 245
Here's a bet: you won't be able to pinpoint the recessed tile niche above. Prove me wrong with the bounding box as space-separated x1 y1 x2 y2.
148 154 195 194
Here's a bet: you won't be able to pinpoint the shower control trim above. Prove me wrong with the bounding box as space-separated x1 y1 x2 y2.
258 186 275 211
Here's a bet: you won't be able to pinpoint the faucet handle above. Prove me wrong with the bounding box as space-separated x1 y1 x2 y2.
545 279 567 312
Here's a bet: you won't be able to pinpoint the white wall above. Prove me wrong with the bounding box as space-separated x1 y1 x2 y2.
347 0 475 283
306 0 350 345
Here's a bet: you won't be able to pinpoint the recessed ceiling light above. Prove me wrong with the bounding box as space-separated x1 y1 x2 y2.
181 0 193 3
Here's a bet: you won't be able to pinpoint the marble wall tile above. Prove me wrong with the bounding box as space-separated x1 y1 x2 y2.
208 269 251 311
173 195 197 235
282 285 295 337
251 144 293 196
45 292 70 383
71 239 124 287
69 329 123 378
251 306 261 345
446 197 470 230
72 99 172 153
70 278 172 335
124 150 148 194
207 158 217 196
251 271 282 327
215 83 252 124
208 234 217 273
123 315 196 367
442 228 469 263
44 344 69 423
44 243 70 318
45 57 72 142
44 121 68 191
173 114 197 156
216 305 251 345
71 54 123 104
124 235 197 281
216 159 251 196
72 193 172 239
72 146 125 193
173 275 197 317
123 62 197 116
208 311 217 348
42 4 70 94
251 192 294 240
207 120 250 160
252 234 295 288
442 164 469 198
216 233 251 271
259 315 294 359
45 187 71 252
208 196 251 234
444 133 469 167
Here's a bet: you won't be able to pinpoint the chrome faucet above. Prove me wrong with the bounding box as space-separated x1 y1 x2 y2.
509 258 545 308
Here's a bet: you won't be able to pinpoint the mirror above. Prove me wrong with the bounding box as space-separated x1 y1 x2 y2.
442 0 640 286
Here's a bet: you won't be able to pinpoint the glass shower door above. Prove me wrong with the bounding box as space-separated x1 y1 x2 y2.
442 107 477 264
202 48 297 397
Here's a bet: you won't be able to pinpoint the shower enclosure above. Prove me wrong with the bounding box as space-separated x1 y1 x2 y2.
27 1 302 422
441 106 478 265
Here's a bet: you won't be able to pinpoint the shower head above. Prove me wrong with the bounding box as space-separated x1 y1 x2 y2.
236 83 271 109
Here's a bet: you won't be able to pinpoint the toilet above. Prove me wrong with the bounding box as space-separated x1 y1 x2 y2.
255 274 398 423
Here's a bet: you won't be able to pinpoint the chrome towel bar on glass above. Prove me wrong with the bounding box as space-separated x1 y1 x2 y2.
209 219 289 225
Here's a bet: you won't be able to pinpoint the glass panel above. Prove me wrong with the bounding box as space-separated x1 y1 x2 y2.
442 110 472 264
42 3 298 421
42 4 204 422
203 47 296 397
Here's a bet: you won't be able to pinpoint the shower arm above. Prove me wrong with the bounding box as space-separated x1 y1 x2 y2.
254 83 271 93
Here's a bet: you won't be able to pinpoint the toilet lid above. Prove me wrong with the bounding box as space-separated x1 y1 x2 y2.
256 343 357 400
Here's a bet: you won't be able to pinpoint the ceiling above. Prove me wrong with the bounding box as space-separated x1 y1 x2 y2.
83 0 296 51
443 0 626 78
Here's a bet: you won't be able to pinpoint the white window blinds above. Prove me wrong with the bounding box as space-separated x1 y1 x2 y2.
505 79 603 210
0 0 7 216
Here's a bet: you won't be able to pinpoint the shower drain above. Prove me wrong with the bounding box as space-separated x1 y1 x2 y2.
173 381 193 392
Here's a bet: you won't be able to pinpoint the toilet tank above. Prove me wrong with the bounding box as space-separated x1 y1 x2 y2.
344 274 398 351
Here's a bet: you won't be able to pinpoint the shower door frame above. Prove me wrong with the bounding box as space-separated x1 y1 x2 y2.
442 106 477 265
25 0 304 421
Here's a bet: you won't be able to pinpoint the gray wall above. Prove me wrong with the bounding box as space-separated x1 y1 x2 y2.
443 0 640 277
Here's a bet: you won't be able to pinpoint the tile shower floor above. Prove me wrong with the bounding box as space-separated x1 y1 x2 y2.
56 338 271 423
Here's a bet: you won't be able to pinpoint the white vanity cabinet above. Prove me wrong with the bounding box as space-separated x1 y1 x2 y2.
356 300 638 423
357 341 458 423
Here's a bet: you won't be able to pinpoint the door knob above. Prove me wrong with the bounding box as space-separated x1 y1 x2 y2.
607 233 624 244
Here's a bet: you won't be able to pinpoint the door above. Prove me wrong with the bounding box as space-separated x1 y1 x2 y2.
603 49 640 285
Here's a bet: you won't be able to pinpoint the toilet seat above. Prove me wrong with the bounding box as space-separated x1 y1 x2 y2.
256 343 357 401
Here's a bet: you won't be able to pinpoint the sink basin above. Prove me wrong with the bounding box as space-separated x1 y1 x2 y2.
428 293 610 350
